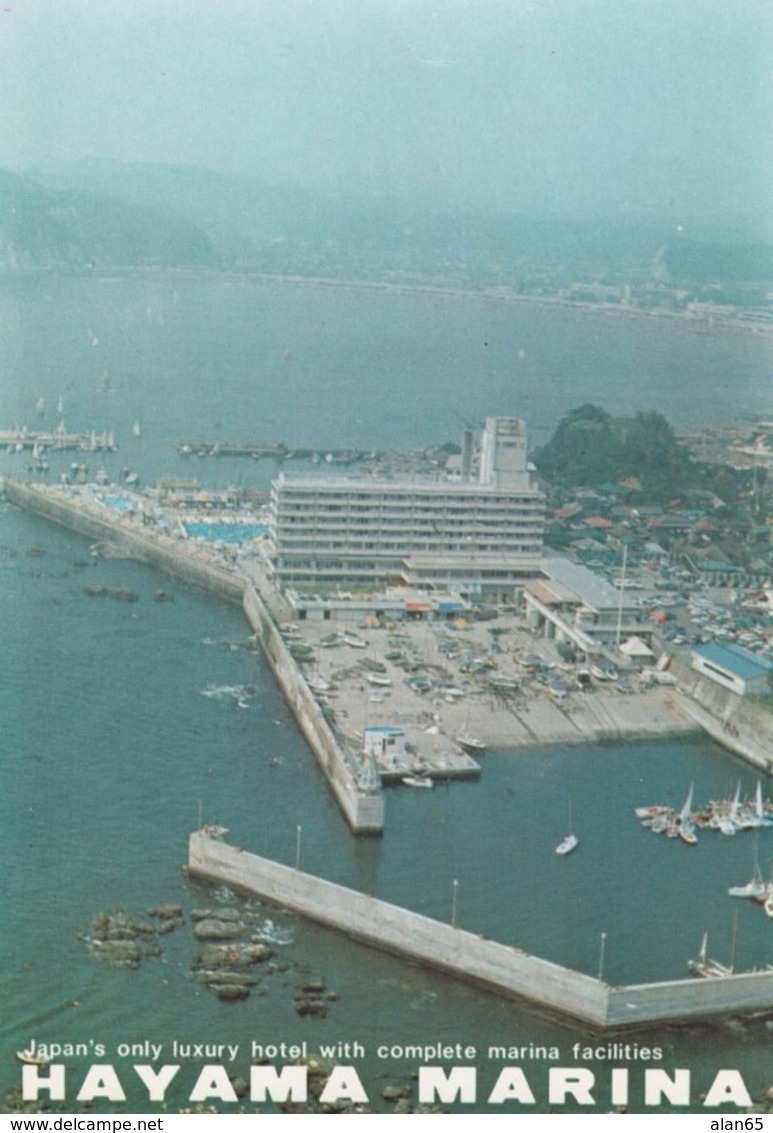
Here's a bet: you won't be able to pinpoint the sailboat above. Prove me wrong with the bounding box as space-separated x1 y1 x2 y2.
728 868 767 900
688 916 738 978
131 420 141 439
676 783 698 845
555 800 578 855
688 933 732 978
729 832 766 898
456 708 486 754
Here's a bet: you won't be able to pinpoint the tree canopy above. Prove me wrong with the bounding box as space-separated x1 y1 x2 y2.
535 405 722 503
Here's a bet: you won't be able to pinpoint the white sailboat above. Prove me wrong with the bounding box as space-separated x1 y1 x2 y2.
688 933 731 978
688 917 738 978
456 708 486 754
555 801 578 855
677 783 698 845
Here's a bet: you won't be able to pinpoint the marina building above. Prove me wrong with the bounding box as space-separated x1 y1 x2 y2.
691 642 773 696
523 557 654 654
267 417 545 601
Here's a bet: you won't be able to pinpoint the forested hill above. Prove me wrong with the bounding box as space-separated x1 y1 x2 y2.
0 168 216 269
535 405 747 506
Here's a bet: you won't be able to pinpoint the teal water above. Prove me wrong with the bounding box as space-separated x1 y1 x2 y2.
1 274 772 1113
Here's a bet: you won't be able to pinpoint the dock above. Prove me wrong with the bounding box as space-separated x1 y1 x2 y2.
176 439 367 463
188 830 773 1030
0 429 118 453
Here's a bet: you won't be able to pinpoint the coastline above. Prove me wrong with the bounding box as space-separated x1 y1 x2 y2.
4 262 770 339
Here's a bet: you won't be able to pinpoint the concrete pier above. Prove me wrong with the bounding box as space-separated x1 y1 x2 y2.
188 831 773 1030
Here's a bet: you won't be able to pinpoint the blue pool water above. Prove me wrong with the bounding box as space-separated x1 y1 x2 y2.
183 521 267 542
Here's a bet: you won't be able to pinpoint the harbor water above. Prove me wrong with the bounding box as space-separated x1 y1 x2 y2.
1 272 772 1112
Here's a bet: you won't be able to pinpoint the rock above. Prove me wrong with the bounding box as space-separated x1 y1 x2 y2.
105 925 139 941
294 998 327 1018
300 979 326 994
191 906 243 922
381 1085 411 1101
155 916 184 934
92 939 143 966
216 984 251 1002
148 903 183 919
126 919 157 937
202 972 259 988
112 587 139 602
193 918 246 941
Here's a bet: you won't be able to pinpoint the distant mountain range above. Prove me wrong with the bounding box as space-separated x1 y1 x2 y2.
1 160 771 289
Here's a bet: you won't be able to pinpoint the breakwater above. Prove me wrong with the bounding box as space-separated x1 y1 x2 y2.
242 582 384 832
188 831 773 1030
2 479 244 602
1 479 384 833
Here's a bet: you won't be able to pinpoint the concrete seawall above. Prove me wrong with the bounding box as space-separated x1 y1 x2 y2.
188 832 773 1030
3 479 384 833
242 583 384 833
3 479 244 602
674 679 773 775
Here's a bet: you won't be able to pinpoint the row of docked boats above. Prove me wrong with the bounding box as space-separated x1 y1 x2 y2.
636 782 773 845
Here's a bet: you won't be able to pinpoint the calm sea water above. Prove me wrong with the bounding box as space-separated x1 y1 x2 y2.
1 273 772 1113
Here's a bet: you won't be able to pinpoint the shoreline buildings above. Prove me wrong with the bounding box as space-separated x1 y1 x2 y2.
267 417 545 602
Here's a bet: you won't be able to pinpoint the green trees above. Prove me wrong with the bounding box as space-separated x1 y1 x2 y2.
536 405 702 502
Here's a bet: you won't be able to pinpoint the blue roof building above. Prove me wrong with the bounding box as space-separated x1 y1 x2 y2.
691 642 773 696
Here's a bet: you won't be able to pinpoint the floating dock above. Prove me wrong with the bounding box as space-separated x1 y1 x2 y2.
188 830 773 1030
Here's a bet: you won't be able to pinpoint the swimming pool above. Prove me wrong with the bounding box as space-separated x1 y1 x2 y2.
183 522 267 543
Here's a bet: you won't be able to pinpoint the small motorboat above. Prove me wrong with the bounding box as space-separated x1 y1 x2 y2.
402 775 433 789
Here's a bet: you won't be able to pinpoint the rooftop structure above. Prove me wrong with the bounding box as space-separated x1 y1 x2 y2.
268 417 545 600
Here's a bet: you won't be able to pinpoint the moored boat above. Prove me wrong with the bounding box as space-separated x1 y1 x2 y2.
402 774 433 789
555 833 578 856
556 800 578 855
688 932 733 979
16 1048 49 1066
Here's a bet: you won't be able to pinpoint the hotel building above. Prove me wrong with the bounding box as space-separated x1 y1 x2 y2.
267 417 545 601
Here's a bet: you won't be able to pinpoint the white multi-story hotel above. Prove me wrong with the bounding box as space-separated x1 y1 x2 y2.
267 417 545 600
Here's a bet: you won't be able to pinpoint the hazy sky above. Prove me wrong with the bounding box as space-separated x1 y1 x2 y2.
1 0 771 221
